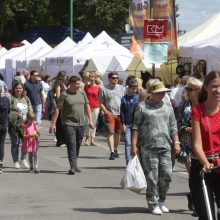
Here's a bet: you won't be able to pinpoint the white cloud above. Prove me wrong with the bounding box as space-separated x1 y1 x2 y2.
176 0 220 32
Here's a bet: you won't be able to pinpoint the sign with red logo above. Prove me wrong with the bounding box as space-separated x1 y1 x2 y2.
144 19 168 39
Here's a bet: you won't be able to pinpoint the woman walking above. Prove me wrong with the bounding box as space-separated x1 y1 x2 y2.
178 77 202 215
8 82 32 169
52 71 67 147
190 71 220 220
131 79 180 215
84 72 100 146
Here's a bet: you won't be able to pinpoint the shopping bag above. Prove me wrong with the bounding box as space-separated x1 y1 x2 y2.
120 155 147 192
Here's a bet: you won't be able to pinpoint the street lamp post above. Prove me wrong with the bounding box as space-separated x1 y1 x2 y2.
70 0 73 39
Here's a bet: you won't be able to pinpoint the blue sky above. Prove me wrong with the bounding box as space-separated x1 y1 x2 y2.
176 0 220 32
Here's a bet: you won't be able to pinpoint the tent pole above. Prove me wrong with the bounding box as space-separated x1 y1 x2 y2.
70 0 73 39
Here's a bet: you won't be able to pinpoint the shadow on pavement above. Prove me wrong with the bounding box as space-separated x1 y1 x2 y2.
73 207 190 215
82 166 125 170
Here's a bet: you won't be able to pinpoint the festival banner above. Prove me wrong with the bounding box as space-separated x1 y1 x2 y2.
144 42 169 64
151 0 178 59
129 0 151 55
129 0 177 60
144 19 168 39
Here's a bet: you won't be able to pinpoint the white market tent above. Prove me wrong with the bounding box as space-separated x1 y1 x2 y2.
28 36 76 74
178 13 220 46
0 47 7 56
44 33 93 77
5 38 51 88
0 40 31 82
104 55 134 85
60 32 93 57
75 31 132 60
178 12 220 73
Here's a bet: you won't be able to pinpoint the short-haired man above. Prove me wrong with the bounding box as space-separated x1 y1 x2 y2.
49 76 94 175
99 71 124 160
24 70 45 124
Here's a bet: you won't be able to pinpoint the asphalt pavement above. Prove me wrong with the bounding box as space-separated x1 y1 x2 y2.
0 120 197 220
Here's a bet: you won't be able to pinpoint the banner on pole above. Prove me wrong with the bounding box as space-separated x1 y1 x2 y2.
144 19 168 39
144 42 169 64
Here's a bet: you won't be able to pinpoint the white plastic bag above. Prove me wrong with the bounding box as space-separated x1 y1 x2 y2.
120 155 147 192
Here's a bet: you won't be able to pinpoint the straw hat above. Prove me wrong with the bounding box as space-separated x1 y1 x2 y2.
151 82 170 94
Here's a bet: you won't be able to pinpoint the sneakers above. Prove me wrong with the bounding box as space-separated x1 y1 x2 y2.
34 168 40 174
14 161 20 169
20 159 29 169
74 167 82 173
109 152 115 160
68 169 76 175
159 203 169 213
114 150 119 158
151 206 162 215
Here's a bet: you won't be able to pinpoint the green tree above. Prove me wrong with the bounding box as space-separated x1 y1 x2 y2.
0 0 129 45
73 0 129 37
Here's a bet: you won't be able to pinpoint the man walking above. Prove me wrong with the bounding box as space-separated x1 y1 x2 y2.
24 70 45 124
49 76 94 175
99 71 124 160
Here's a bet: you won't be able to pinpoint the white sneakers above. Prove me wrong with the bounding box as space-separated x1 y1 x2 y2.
20 159 29 169
151 203 169 215
14 160 29 169
151 206 162 215
14 161 20 169
159 203 169 213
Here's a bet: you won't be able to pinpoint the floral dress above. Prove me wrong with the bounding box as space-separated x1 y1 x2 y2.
178 100 192 162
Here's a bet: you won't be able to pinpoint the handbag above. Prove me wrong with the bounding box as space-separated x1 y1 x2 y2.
204 114 220 174
120 155 147 192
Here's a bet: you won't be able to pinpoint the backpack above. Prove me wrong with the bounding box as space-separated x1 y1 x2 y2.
45 89 57 121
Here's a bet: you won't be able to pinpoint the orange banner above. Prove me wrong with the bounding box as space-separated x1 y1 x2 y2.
129 0 177 60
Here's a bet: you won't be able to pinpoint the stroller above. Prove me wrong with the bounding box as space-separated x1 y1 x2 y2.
201 166 220 220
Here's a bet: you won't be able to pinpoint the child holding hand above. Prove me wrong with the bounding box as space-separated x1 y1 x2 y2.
22 112 40 173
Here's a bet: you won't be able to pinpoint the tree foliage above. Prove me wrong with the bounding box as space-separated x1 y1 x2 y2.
0 0 129 45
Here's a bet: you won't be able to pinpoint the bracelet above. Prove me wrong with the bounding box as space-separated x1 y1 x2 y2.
174 141 180 145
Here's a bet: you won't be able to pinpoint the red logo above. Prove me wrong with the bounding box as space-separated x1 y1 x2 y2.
144 19 168 39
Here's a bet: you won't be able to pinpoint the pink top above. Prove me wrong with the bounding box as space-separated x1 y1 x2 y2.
22 121 39 153
84 85 100 109
192 104 220 155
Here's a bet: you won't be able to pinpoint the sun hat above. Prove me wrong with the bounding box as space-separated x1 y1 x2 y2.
151 82 171 94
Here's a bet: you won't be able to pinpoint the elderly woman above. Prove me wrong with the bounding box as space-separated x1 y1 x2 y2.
131 79 180 215
8 82 32 169
178 77 203 215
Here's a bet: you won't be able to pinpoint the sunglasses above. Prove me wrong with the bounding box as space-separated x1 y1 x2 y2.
111 77 118 80
33 74 39 77
185 87 198 92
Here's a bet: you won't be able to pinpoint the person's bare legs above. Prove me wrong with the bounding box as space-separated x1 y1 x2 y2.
107 134 114 152
114 133 120 149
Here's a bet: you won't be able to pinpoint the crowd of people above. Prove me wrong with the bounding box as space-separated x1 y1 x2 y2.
0 69 220 219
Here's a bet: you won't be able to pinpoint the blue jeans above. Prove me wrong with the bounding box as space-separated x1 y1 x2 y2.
32 104 42 124
124 125 132 162
9 132 26 162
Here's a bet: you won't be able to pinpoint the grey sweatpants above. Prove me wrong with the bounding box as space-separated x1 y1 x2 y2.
140 148 172 208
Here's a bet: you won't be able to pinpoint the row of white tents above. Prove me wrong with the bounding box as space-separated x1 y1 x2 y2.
0 31 139 88
178 12 220 73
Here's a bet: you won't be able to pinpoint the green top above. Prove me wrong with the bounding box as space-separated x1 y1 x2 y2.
57 90 89 126
132 101 178 151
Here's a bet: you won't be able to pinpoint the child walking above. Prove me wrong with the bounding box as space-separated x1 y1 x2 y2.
22 112 40 173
